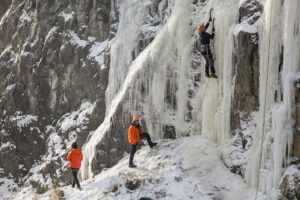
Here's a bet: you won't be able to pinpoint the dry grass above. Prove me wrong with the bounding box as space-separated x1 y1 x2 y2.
49 185 65 200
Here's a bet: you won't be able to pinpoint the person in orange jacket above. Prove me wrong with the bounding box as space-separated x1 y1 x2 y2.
67 142 83 190
128 116 157 168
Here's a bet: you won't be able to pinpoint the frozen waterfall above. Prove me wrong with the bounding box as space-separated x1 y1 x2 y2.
81 0 300 199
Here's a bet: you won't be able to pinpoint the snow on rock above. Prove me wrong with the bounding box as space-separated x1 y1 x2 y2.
0 177 19 200
68 31 88 48
281 165 300 190
58 101 95 133
233 19 259 35
10 102 96 196
19 10 31 23
87 40 109 66
0 142 16 151
0 45 17 65
222 111 257 176
59 12 74 22
9 114 38 130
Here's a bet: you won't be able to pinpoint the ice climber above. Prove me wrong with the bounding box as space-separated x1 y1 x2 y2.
198 17 218 79
128 116 157 168
67 142 83 190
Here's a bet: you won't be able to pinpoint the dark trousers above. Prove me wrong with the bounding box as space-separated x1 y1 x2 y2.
71 168 81 188
129 133 153 164
202 49 216 74
129 145 137 165
140 132 153 146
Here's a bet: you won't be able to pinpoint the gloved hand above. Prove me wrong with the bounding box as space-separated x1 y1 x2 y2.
136 142 139 146
209 17 212 22
212 27 215 32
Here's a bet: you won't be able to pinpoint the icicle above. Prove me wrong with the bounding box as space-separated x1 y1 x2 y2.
246 0 300 199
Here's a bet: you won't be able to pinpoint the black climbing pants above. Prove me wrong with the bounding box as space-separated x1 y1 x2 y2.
202 48 216 74
129 132 154 164
129 144 137 165
140 132 153 146
71 168 81 188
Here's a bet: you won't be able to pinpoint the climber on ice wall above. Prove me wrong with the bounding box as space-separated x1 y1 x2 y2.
128 116 157 168
198 9 218 79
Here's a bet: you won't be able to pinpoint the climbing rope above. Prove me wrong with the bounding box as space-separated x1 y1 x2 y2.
255 1 273 199
188 78 210 134
188 8 214 133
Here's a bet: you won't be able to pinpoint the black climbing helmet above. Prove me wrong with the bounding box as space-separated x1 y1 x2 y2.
72 142 78 149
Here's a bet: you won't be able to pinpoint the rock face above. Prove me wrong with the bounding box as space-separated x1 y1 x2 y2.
222 0 262 178
231 0 262 135
0 0 114 191
293 83 300 161
280 165 300 200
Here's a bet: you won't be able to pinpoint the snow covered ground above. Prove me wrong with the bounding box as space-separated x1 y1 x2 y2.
18 136 270 200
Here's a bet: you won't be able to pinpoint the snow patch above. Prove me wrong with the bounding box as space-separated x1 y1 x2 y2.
281 165 300 191
58 101 95 133
88 40 108 66
10 114 38 129
0 178 19 200
68 31 88 47
19 10 31 23
59 12 74 22
0 142 16 151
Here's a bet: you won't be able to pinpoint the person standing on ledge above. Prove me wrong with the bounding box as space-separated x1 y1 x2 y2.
67 142 83 190
128 116 157 168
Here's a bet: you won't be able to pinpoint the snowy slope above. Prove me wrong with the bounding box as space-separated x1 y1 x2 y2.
19 136 269 200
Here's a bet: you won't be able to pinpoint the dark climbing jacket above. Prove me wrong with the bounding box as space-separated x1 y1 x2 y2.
199 22 214 45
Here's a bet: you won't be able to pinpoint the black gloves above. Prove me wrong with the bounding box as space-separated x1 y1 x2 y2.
212 27 215 32
209 17 212 22
136 142 139 146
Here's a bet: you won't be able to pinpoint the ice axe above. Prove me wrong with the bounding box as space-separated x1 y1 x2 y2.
209 8 216 28
209 8 214 21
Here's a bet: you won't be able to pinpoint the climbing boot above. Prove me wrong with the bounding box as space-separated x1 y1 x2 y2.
205 72 210 78
129 163 137 168
150 143 157 148
210 73 218 79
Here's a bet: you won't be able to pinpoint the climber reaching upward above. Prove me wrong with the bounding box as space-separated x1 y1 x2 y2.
198 17 218 79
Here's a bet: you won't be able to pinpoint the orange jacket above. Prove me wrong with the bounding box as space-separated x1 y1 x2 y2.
67 149 83 168
128 125 143 145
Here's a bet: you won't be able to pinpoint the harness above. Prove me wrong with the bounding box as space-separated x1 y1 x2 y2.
200 44 210 55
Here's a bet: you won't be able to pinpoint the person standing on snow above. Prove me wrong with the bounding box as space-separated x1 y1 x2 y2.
67 142 83 190
128 116 157 168
198 17 218 79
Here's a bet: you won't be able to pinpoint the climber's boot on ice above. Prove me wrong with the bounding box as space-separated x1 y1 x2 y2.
205 72 210 78
210 73 218 79
150 142 157 148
